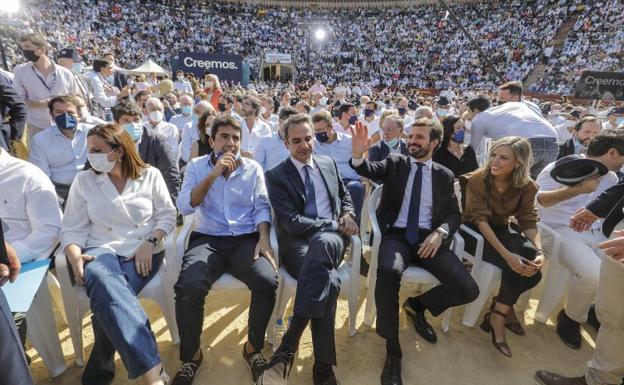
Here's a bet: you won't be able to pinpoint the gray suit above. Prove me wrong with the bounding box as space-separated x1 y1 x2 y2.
265 155 354 365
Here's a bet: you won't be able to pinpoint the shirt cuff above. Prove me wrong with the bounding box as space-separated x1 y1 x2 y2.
351 157 364 166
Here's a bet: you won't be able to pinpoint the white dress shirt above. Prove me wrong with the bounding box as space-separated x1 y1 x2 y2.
173 80 193 93
332 121 352 136
0 149 62 262
170 113 193 138
351 156 433 229
240 117 272 153
179 121 200 163
86 71 118 110
536 161 618 229
28 123 90 185
146 120 180 160
61 166 176 257
13 62 79 129
254 132 289 171
290 156 333 220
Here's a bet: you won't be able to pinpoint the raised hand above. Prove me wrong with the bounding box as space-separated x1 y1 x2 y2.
349 120 370 158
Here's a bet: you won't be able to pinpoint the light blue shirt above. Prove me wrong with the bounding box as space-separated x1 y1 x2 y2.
313 132 360 181
177 154 272 236
254 132 289 171
28 123 89 185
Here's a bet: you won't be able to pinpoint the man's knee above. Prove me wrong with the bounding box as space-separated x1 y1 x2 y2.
251 270 279 297
174 269 210 301
458 276 480 304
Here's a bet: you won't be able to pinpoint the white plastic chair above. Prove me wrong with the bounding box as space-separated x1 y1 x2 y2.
364 185 460 333
269 234 362 337
534 222 566 323
56 234 179 367
174 213 280 343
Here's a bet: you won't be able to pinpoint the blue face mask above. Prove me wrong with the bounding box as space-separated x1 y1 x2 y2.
315 132 329 143
384 137 399 148
397 107 407 116
364 109 375 118
181 105 193 116
123 122 143 142
573 137 586 154
348 115 358 125
451 129 465 143
54 112 77 130
616 117 624 127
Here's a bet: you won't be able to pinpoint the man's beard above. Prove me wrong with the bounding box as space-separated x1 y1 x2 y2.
409 143 431 159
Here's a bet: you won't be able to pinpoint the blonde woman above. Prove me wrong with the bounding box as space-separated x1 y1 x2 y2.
459 136 545 358
203 74 222 110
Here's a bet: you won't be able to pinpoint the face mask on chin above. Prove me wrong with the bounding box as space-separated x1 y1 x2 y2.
22 49 40 62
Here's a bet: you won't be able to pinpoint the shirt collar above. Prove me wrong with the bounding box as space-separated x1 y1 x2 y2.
53 123 84 137
409 156 433 170
290 155 314 172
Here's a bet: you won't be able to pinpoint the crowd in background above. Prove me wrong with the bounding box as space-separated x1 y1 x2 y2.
0 0 622 94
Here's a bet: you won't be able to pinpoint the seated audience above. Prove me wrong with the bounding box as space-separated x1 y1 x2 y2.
432 115 478 178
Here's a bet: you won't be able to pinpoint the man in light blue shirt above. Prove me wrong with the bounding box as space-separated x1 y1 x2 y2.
254 106 297 171
172 116 278 385
312 110 365 225
28 95 89 207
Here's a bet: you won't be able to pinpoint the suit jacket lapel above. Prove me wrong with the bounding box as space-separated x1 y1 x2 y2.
397 156 411 205
381 142 389 159
285 158 305 201
431 165 442 224
315 157 337 214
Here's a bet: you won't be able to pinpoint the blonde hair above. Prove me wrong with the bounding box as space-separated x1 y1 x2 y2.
482 136 533 188
380 109 399 128
205 74 221 90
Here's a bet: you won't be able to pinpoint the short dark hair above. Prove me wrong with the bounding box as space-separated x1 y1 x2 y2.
439 115 461 150
499 81 523 97
366 101 378 110
283 114 313 141
586 129 624 157
338 103 355 118
134 90 150 103
574 115 600 132
211 116 242 139
93 59 111 73
243 96 261 115
112 99 142 121
278 106 298 122
411 117 444 149
47 95 79 115
467 95 490 113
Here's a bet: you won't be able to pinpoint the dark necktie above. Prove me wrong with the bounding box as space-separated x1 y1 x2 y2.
303 165 318 218
406 162 424 245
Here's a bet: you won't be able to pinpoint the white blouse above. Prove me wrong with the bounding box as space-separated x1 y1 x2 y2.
61 166 176 257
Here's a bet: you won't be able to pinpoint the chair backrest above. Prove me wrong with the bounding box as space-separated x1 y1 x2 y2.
368 185 383 223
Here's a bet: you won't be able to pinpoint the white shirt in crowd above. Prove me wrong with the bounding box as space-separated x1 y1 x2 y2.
86 71 119 111
290 156 333 220
28 123 90 185
351 156 433 229
536 161 618 229
170 113 193 138
60 166 176 257
240 117 272 153
254 132 289 171
180 122 200 164
173 79 193 93
0 149 62 262
146 120 180 159
332 121 353 136
469 102 558 152
13 62 79 129
361 117 380 138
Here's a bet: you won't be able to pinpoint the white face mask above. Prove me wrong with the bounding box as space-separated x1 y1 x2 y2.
88 151 116 173
177 75 184 81
260 106 267 115
149 110 164 123
564 120 577 129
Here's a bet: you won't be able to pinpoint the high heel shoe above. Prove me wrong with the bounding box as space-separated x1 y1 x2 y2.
489 296 525 336
480 309 513 358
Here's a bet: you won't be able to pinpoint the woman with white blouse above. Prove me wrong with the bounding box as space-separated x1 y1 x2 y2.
61 124 176 385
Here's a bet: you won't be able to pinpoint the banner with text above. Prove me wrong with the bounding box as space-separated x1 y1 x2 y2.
171 52 244 84
575 71 624 101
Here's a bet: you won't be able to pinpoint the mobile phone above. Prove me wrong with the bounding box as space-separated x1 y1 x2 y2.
520 257 531 265
0 220 9 266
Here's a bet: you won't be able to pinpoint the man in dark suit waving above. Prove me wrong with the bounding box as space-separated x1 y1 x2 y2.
260 114 358 385
350 119 479 385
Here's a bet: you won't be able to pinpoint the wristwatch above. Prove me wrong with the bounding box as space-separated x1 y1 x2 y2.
434 227 449 240
145 236 159 246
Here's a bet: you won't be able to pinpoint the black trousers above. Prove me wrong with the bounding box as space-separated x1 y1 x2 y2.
174 232 278 362
0 290 33 385
375 229 479 341
281 231 346 366
461 223 542 306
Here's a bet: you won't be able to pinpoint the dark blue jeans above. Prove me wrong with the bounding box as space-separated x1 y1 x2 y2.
82 247 163 383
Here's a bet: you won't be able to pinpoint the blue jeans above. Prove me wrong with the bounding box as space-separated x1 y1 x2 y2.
82 247 163 382
343 178 365 226
528 137 558 180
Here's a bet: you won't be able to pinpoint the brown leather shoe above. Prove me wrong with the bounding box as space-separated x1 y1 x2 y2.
534 371 587 385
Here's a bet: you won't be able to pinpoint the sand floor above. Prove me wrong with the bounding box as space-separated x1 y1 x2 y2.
28 271 595 385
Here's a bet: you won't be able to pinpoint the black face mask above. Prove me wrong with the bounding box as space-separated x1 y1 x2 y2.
218 103 227 112
22 49 40 62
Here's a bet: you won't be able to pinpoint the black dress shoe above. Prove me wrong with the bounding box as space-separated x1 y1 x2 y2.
403 300 437 344
587 304 601 331
556 310 581 350
381 354 402 385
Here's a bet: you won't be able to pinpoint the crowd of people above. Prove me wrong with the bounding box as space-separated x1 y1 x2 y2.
1 2 624 385
0 0 621 93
